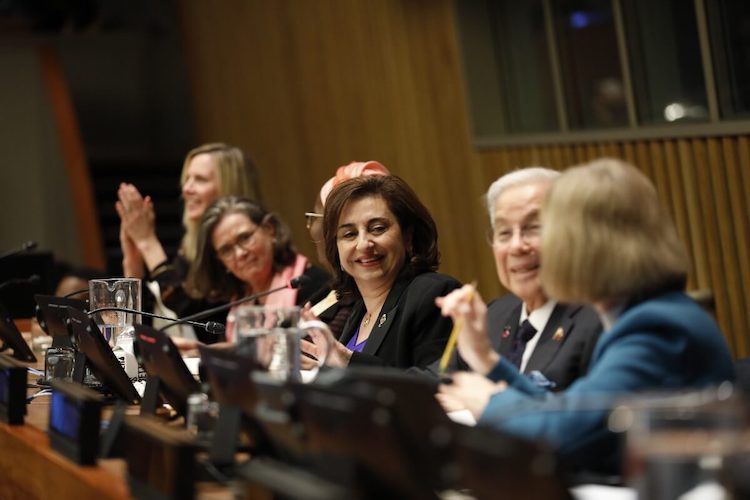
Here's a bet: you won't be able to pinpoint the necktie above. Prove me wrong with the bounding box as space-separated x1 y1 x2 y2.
508 319 537 369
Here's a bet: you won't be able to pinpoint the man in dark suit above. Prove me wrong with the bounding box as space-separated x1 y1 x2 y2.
476 294 601 390
438 167 602 391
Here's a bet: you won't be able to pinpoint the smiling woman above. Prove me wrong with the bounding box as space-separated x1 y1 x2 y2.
187 196 329 341
311 175 460 370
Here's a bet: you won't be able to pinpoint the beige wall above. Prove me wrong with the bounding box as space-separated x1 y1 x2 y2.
0 46 82 266
180 0 750 358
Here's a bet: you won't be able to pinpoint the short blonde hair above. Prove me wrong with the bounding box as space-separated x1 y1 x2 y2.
541 158 688 305
179 143 262 261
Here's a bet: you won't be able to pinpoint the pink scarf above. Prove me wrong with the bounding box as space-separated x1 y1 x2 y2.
224 254 310 342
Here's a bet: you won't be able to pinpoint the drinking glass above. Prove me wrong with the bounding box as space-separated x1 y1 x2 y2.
617 385 749 499
234 305 331 382
186 392 219 437
44 346 75 381
88 278 141 347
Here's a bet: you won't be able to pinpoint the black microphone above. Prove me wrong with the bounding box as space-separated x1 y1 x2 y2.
0 241 37 261
87 306 226 335
0 274 40 292
158 274 311 334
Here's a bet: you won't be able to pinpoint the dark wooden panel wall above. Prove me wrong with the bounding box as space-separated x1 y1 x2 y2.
180 0 750 358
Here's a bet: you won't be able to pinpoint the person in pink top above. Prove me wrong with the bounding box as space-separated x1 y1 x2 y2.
186 197 329 342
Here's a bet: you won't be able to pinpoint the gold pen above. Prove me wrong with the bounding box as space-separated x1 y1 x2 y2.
438 281 477 375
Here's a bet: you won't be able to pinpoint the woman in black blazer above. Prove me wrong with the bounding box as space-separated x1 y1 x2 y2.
304 175 460 370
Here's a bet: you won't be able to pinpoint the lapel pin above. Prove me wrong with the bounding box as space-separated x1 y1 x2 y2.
378 314 387 327
552 327 564 342
502 326 511 338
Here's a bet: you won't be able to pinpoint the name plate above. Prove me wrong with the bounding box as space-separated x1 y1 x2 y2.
48 379 103 466
124 415 197 499
0 353 27 425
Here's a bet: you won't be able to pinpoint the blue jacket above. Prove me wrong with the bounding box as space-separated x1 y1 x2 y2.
478 291 735 474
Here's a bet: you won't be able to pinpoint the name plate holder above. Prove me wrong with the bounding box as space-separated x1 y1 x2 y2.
48 379 103 466
124 415 197 499
0 353 27 425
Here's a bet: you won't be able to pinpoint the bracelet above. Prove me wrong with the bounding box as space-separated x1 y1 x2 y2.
150 259 172 276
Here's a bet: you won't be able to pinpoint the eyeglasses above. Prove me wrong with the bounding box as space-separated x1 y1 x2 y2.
305 212 323 230
215 229 258 261
486 222 542 246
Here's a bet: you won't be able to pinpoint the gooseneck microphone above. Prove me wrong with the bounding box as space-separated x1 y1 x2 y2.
0 241 37 261
63 287 90 299
158 274 311 334
0 274 41 291
87 306 226 335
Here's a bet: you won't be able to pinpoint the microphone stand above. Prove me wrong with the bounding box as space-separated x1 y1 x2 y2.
63 288 90 299
87 306 225 335
0 275 40 292
0 241 37 261
159 275 308 334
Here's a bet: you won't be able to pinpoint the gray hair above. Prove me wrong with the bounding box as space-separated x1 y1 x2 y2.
485 167 560 228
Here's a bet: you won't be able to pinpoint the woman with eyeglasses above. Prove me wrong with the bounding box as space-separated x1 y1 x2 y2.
187 196 328 341
304 161 391 338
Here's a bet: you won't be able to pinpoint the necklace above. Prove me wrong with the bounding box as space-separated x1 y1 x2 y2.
362 313 372 327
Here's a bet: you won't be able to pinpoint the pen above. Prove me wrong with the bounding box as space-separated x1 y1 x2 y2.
438 281 477 374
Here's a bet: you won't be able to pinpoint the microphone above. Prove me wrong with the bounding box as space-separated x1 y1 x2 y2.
158 274 311 334
87 306 226 335
0 241 37 261
0 274 40 291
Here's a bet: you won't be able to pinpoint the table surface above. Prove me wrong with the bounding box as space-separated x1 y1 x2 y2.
0 334 232 500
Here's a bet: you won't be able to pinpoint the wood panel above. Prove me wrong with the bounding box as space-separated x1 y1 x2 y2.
180 0 750 359
38 46 106 269
692 140 733 348
0 422 130 500
727 138 750 357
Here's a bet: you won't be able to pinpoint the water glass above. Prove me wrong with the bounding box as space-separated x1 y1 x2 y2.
186 392 219 437
618 386 748 499
89 278 141 347
44 346 75 381
234 305 331 382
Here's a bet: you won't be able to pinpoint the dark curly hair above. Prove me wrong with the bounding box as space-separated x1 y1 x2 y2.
323 175 440 299
186 196 296 301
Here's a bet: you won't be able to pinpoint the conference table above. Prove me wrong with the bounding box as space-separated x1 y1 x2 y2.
0 328 231 500
6 325 741 500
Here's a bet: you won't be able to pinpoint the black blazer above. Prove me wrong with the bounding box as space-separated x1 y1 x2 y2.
339 272 461 369
436 294 602 389
476 294 603 390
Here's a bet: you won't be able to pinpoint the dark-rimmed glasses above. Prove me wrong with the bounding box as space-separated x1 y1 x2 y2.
215 229 259 261
305 212 323 230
